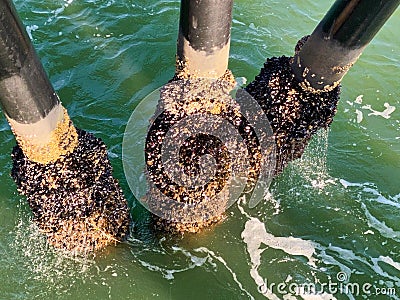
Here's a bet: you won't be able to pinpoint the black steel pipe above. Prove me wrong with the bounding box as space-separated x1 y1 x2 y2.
176 0 233 78
0 0 59 124
291 0 400 93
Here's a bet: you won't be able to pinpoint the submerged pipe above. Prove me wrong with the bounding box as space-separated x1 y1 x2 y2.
0 0 129 253
176 0 233 78
291 0 400 93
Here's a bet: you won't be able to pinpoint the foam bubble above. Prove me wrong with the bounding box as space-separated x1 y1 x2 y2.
242 217 318 299
355 109 363 123
242 218 316 266
362 103 396 119
361 203 400 242
354 95 363 104
377 256 400 272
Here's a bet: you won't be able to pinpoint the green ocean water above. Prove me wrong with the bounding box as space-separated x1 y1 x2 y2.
0 0 399 299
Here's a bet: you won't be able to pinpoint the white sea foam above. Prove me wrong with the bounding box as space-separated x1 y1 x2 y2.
361 203 400 243
239 137 399 299
377 256 400 272
133 244 211 280
362 187 400 209
349 95 396 123
26 25 39 40
241 217 318 299
362 103 396 119
354 95 363 104
194 247 255 299
339 179 400 242
242 218 316 266
317 243 400 286
355 109 363 123
339 179 363 188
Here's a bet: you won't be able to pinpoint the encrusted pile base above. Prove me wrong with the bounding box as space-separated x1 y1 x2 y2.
11 129 130 254
245 55 340 173
145 71 263 234
145 50 340 233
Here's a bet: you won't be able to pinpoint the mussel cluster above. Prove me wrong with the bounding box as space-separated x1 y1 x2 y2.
144 71 264 233
11 128 130 254
245 54 340 173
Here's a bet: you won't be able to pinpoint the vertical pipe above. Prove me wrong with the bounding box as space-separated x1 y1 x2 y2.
291 0 400 93
0 0 77 163
176 0 233 78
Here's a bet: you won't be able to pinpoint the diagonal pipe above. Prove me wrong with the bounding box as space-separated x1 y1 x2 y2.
291 0 400 93
0 0 130 253
246 0 399 173
0 0 63 151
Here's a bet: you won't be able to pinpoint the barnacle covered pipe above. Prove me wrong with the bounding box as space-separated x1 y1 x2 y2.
143 0 275 233
246 0 400 173
0 0 130 254
145 0 234 233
